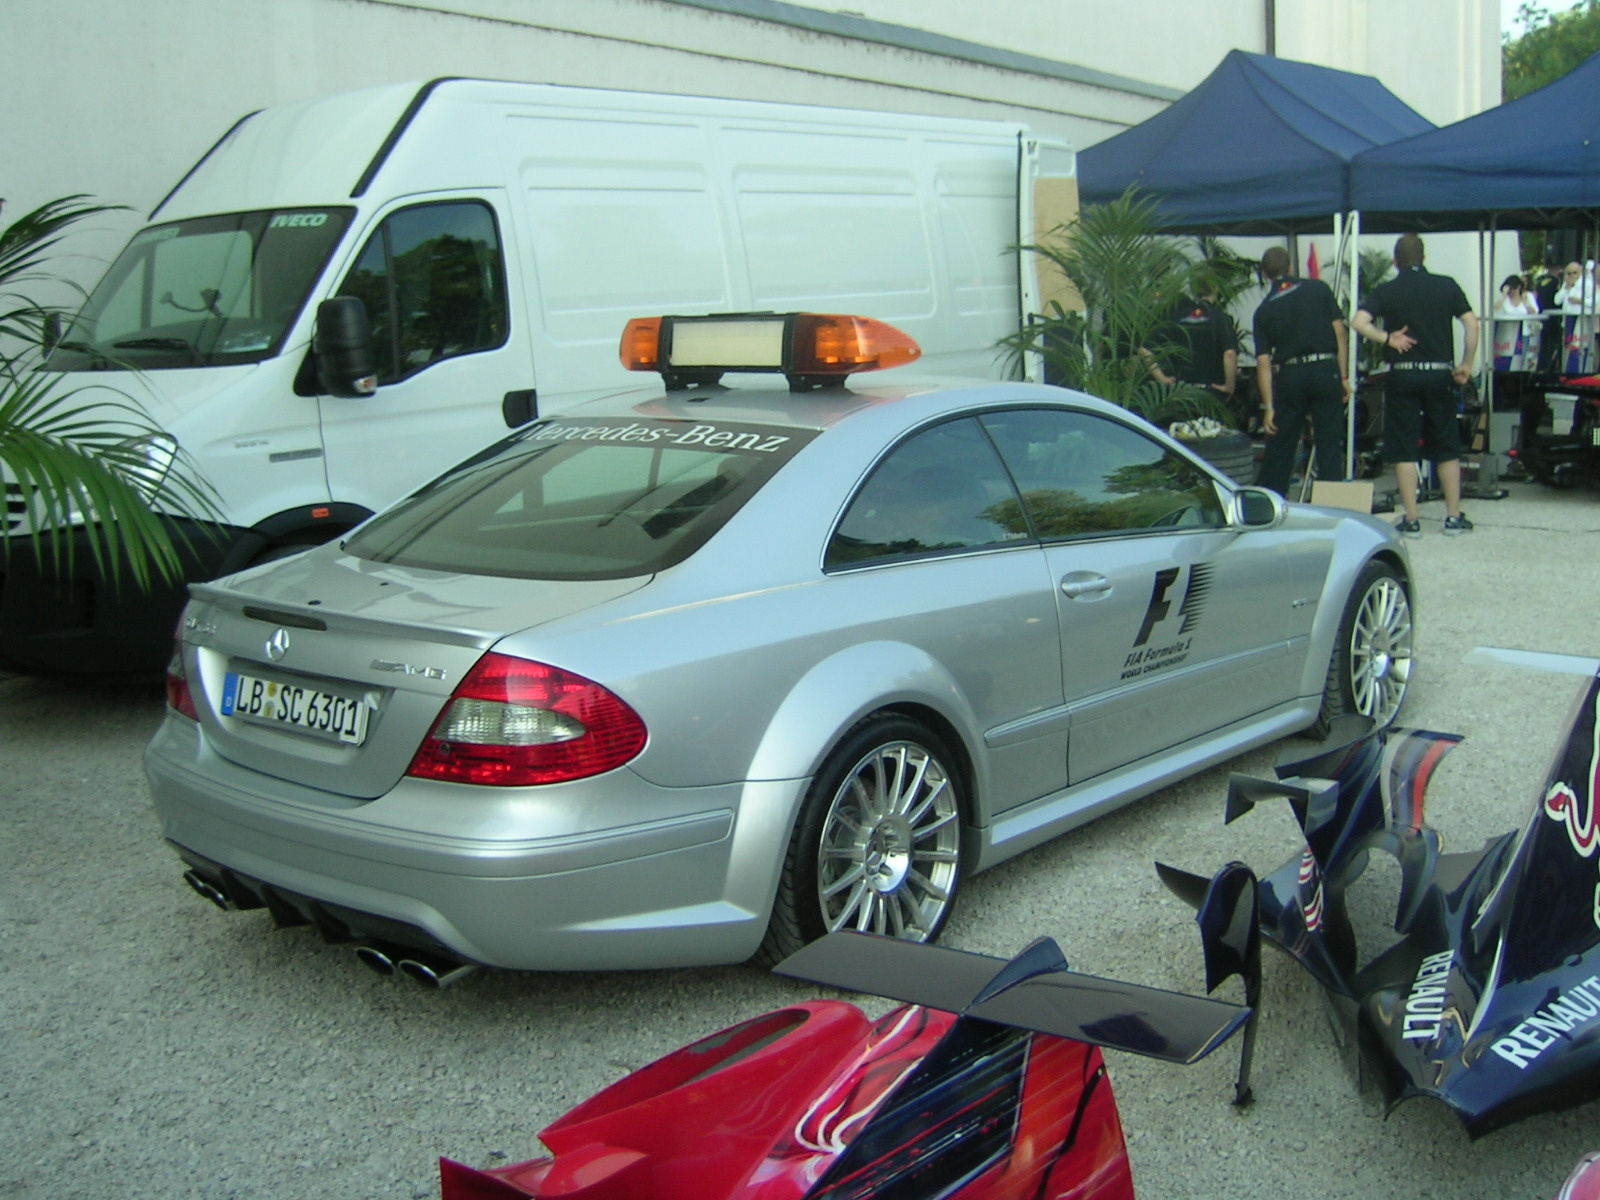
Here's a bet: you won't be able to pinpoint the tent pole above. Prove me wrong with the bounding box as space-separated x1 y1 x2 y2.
1464 220 1508 500
1344 210 1359 479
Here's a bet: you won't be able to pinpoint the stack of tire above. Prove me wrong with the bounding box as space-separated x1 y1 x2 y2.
1182 429 1257 485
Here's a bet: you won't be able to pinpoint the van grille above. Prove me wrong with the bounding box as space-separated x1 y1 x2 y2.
4 481 26 535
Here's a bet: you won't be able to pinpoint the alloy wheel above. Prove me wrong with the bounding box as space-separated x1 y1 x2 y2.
815 740 962 940
1350 576 1413 725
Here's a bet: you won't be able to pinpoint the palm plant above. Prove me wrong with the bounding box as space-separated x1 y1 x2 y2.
1001 189 1236 429
1 196 217 592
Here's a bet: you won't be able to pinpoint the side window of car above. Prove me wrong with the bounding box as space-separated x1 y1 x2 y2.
979 408 1225 538
337 201 508 385
826 417 1027 568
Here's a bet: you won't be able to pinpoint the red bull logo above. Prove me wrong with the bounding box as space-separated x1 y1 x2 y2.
1543 702 1600 929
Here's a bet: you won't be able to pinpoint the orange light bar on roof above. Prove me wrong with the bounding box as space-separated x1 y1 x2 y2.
618 317 663 372
617 312 920 391
790 314 921 375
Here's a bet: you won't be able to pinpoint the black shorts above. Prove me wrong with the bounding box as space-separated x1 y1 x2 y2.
1383 371 1463 463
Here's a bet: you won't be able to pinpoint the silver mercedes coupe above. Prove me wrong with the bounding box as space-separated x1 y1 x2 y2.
146 313 1413 978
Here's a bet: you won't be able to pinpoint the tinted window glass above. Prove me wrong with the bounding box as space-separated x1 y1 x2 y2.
979 409 1225 538
45 209 352 370
337 202 508 385
826 417 1025 568
344 418 815 580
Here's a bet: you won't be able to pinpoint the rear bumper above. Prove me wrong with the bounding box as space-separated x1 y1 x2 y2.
0 518 238 676
144 716 808 971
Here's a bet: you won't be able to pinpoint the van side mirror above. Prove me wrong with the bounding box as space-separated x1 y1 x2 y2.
1232 487 1283 528
313 296 378 397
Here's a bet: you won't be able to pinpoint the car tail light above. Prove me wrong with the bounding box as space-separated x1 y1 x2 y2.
165 617 199 722
407 652 646 786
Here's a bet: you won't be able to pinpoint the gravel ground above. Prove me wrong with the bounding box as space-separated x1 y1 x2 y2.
3 477 1599 1199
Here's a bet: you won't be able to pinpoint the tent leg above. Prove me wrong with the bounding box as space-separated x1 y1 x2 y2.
1340 211 1357 481
1462 220 1508 500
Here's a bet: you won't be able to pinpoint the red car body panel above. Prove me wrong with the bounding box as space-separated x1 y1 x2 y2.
441 999 1134 1200
439 928 1257 1200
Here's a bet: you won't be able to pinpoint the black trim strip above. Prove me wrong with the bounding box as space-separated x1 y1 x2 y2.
351 77 461 199
150 110 262 220
242 606 328 631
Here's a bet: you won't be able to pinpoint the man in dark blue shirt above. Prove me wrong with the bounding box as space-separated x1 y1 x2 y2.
1252 247 1349 495
1352 234 1480 537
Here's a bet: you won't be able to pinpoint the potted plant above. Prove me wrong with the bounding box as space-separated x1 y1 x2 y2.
1001 189 1255 482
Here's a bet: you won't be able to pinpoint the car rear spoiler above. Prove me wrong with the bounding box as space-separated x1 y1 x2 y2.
774 927 1252 1069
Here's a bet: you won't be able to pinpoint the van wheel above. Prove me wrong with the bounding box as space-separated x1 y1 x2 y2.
755 715 965 966
1310 560 1412 738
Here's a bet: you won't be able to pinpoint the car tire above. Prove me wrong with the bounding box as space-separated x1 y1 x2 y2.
1310 559 1412 738
755 715 965 966
1185 430 1257 485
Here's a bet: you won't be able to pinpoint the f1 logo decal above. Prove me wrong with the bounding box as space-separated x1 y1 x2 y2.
1134 563 1213 647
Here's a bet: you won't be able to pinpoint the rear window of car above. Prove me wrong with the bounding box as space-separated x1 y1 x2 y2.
344 417 816 580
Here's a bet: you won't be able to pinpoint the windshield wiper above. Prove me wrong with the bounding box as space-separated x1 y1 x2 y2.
44 340 114 369
113 336 201 364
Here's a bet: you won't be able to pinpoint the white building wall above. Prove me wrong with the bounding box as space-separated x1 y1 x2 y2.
816 0 1269 91
1274 0 1502 122
4 0 1499 292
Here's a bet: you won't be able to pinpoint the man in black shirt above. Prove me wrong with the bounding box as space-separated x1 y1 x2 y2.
1252 246 1349 494
1352 234 1480 537
1146 290 1239 399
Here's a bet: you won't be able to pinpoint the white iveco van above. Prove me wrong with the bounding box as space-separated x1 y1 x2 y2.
4 78 1074 674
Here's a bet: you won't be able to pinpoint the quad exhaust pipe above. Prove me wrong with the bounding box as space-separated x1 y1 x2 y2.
180 869 477 986
182 869 234 911
397 954 480 990
354 943 401 977
354 943 479 989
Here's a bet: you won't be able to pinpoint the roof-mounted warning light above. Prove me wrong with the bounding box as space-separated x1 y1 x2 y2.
619 312 921 392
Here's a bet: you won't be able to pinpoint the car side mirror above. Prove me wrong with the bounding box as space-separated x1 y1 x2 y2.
1232 487 1283 529
313 296 378 397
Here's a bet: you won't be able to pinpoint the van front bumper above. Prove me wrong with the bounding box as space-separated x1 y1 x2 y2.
0 518 236 676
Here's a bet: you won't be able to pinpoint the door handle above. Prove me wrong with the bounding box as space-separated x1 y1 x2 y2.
1059 573 1112 599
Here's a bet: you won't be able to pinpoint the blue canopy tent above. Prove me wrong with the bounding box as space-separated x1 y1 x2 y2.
1351 49 1600 230
1077 49 1435 482
1078 49 1434 236
1347 53 1600 497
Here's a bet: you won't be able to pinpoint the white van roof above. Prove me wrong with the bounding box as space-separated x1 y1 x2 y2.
155 78 1031 222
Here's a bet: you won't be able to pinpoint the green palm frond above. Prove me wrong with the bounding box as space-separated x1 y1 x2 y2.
0 196 125 345
0 195 220 593
1001 188 1234 427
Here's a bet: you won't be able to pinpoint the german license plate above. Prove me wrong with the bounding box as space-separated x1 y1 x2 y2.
222 672 370 745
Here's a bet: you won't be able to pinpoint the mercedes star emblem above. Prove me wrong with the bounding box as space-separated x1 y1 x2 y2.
266 629 291 662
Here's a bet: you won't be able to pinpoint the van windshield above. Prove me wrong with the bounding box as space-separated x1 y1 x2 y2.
344 417 817 580
44 208 353 371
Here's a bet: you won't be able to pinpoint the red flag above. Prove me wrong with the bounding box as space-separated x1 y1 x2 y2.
1306 243 1321 279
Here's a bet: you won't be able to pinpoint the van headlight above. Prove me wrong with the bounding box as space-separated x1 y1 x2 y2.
114 433 179 497
55 432 180 527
